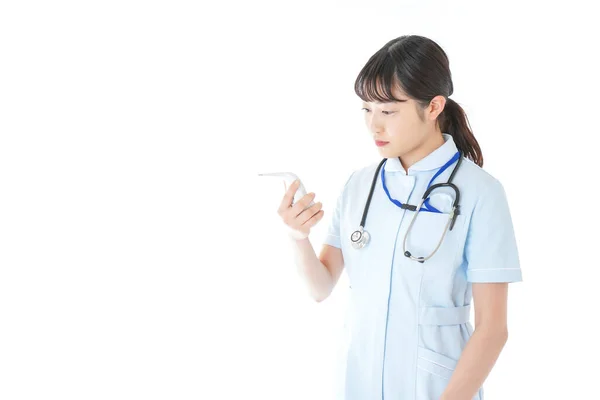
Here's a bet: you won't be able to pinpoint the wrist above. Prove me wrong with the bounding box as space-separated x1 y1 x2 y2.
285 226 309 241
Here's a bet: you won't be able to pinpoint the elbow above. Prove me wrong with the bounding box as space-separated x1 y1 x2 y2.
501 328 509 344
314 293 329 303
493 323 509 342
476 323 509 344
495 329 509 347
494 327 509 346
312 279 334 303
313 288 332 303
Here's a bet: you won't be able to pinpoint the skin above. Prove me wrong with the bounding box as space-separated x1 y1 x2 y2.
279 83 510 400
362 84 447 173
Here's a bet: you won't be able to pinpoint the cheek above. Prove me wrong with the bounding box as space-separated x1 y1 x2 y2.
391 112 423 135
388 117 408 136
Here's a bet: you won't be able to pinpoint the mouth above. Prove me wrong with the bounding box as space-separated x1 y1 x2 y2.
375 140 389 147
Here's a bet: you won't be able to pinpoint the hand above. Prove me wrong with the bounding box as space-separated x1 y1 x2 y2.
277 179 324 240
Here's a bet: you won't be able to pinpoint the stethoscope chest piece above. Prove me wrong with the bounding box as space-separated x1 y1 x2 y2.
350 226 370 249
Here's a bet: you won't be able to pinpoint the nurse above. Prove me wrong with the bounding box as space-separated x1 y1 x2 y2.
277 35 522 400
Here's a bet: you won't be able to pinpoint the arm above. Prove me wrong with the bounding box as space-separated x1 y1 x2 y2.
290 236 344 302
440 283 509 400
289 170 353 302
441 177 522 399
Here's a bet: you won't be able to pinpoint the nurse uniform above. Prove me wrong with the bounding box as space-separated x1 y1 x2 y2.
324 133 523 400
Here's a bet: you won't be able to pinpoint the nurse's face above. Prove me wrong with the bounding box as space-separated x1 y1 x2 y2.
362 85 443 160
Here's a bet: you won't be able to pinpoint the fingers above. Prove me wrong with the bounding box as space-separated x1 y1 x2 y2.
290 192 316 216
276 183 323 239
302 209 325 228
278 179 300 214
297 201 323 225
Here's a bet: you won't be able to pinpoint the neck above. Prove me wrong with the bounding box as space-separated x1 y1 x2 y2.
399 131 445 172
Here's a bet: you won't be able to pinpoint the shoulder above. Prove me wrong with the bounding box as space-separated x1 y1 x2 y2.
456 157 514 224
456 156 507 200
345 160 384 189
331 161 382 206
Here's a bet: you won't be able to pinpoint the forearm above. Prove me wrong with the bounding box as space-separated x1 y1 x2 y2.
441 326 508 400
289 236 333 301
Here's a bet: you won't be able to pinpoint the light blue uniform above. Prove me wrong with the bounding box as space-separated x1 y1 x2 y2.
324 133 523 400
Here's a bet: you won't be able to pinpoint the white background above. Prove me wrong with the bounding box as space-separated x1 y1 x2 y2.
1 1 598 399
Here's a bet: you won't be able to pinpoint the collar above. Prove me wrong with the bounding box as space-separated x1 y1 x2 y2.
384 133 459 174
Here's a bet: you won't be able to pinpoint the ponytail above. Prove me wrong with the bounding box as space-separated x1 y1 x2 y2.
440 98 483 167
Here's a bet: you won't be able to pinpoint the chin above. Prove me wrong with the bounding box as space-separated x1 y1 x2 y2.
376 146 394 157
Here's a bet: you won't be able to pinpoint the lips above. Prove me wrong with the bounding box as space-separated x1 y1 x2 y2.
375 140 389 147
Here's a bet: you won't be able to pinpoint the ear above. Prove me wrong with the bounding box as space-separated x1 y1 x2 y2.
427 95 447 121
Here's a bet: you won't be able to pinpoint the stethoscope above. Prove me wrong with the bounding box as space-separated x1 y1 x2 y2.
350 151 462 263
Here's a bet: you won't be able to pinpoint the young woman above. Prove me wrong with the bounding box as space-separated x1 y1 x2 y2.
277 35 522 400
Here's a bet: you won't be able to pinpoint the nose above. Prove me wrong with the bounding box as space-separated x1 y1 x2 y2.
367 113 384 136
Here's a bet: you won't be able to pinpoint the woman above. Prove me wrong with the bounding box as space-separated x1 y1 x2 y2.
277 35 522 400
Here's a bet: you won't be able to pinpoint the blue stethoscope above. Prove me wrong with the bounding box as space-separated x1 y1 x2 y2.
350 151 462 263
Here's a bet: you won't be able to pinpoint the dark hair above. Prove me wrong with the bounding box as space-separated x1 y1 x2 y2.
354 35 483 167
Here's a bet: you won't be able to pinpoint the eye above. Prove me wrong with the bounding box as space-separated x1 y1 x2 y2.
361 108 395 115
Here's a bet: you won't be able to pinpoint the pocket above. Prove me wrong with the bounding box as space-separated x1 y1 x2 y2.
426 192 455 213
415 346 457 399
416 346 482 400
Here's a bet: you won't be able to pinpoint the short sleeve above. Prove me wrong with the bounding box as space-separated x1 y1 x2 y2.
464 178 523 283
323 171 355 249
